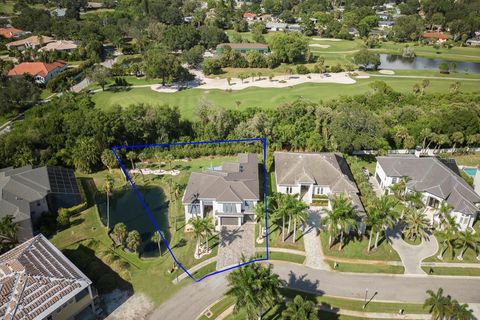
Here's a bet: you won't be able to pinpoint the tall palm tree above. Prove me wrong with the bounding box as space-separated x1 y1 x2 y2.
255 201 266 241
226 261 283 320
456 230 479 260
436 228 458 260
450 300 474 320
365 210 381 253
103 174 114 229
437 203 456 231
0 215 17 252
374 194 399 249
113 222 128 248
203 216 215 251
292 201 308 243
151 231 162 255
164 153 174 171
390 177 410 200
403 209 430 242
172 181 181 230
126 151 137 170
190 216 204 256
282 295 317 320
406 191 425 210
424 288 452 320
126 230 141 254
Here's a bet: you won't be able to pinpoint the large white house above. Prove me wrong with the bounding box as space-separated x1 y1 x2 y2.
274 152 366 225
375 155 480 230
182 153 260 229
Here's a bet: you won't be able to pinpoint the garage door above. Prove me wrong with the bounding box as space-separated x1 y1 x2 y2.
221 217 238 225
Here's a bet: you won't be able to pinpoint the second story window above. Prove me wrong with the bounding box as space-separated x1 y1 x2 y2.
224 203 237 213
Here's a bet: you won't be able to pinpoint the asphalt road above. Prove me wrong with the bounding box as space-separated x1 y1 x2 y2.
149 262 480 320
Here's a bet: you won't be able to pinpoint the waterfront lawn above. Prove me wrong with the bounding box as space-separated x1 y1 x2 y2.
320 232 400 261
326 260 404 274
92 77 480 120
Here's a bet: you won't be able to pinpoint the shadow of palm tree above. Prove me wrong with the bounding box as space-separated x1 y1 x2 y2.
286 270 321 294
220 227 243 247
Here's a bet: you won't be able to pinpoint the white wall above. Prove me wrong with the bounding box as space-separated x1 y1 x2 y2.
276 185 301 195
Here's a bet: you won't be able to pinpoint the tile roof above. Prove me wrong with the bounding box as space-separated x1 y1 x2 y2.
7 61 66 78
38 40 78 52
182 153 260 204
7 36 54 48
377 156 480 215
422 32 450 40
0 28 24 39
243 12 257 18
0 234 91 320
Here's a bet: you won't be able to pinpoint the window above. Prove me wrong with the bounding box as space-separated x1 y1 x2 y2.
286 187 293 194
314 187 325 195
392 177 399 184
188 204 200 214
223 203 237 213
244 201 254 210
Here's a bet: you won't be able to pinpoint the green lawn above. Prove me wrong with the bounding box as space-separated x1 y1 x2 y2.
92 76 480 120
422 267 480 276
443 153 480 167
326 260 404 274
256 223 305 252
198 296 236 320
255 251 306 264
320 232 400 261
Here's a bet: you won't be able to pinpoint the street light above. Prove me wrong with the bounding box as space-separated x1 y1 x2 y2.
363 288 368 309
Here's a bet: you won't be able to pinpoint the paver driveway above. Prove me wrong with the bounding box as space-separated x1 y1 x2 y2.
216 223 255 270
304 209 329 270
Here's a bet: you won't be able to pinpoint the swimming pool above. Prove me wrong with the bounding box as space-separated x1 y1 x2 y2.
463 167 477 177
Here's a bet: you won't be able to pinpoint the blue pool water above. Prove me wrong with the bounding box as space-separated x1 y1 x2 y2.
463 167 477 177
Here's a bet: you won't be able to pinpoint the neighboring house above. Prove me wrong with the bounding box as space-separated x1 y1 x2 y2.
466 37 480 46
348 27 360 37
182 153 260 229
6 35 55 51
0 234 96 320
38 40 78 52
475 167 480 196
8 60 68 84
266 22 287 32
274 152 366 231
421 32 450 43
369 28 388 38
257 14 273 22
0 166 81 242
376 12 390 20
287 24 303 33
243 12 257 21
378 20 395 28
375 155 480 230
215 43 269 55
51 8 67 17
0 27 29 39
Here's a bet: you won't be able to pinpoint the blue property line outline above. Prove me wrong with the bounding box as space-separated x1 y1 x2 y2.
111 137 269 282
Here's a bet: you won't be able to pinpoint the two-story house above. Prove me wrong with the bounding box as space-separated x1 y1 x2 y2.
274 152 366 229
0 234 96 320
182 153 260 230
8 61 67 84
375 155 480 230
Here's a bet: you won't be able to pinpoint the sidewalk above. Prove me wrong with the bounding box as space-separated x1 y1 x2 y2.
318 306 430 319
173 256 217 283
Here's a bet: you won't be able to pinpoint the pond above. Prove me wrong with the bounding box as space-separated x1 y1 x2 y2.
379 54 480 74
98 186 171 257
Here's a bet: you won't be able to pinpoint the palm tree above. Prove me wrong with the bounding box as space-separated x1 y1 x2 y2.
255 201 266 241
456 230 479 260
323 202 341 248
326 195 358 250
164 154 174 171
203 216 215 251
126 151 137 169
390 177 410 201
0 215 17 252
113 222 128 247
103 174 114 229
151 231 162 255
282 295 317 320
437 202 455 230
226 261 283 320
190 216 204 256
365 210 381 253
172 181 181 230
126 230 141 253
403 209 430 242
405 191 425 210
374 195 399 249
436 228 457 260
450 300 474 320
424 288 452 320
101 149 117 172
292 201 308 243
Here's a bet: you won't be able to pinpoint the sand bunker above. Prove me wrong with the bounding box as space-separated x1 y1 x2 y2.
309 44 331 48
312 38 342 41
379 69 395 75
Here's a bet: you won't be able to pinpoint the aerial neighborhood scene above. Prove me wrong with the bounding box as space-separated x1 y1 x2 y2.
0 0 480 319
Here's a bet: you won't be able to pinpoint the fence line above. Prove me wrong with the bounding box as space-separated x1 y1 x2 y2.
351 147 480 156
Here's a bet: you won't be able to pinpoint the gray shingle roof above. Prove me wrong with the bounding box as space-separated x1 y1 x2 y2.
377 156 480 215
182 154 260 204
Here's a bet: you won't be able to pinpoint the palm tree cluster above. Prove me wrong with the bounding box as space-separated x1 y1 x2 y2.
322 194 358 250
226 260 283 320
112 222 141 254
365 194 399 252
424 288 474 320
189 215 215 257
282 295 317 320
268 193 308 243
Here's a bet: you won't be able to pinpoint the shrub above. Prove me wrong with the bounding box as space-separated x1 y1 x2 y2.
56 208 70 229
330 64 344 73
296 65 310 74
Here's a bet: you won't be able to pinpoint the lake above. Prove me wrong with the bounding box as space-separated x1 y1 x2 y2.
379 54 480 74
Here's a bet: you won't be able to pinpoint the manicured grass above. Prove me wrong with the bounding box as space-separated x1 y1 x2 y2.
257 224 305 252
444 152 480 167
256 251 306 264
92 76 480 120
326 260 404 274
320 232 400 261
189 261 217 280
422 267 480 276
424 243 480 264
198 296 236 320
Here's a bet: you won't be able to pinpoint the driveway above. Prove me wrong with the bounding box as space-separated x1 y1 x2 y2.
304 209 329 270
149 262 480 320
386 223 438 275
216 223 255 270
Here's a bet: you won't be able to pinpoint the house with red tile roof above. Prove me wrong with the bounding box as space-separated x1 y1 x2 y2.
243 12 257 21
8 61 68 84
421 32 451 43
0 27 29 39
0 234 96 320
